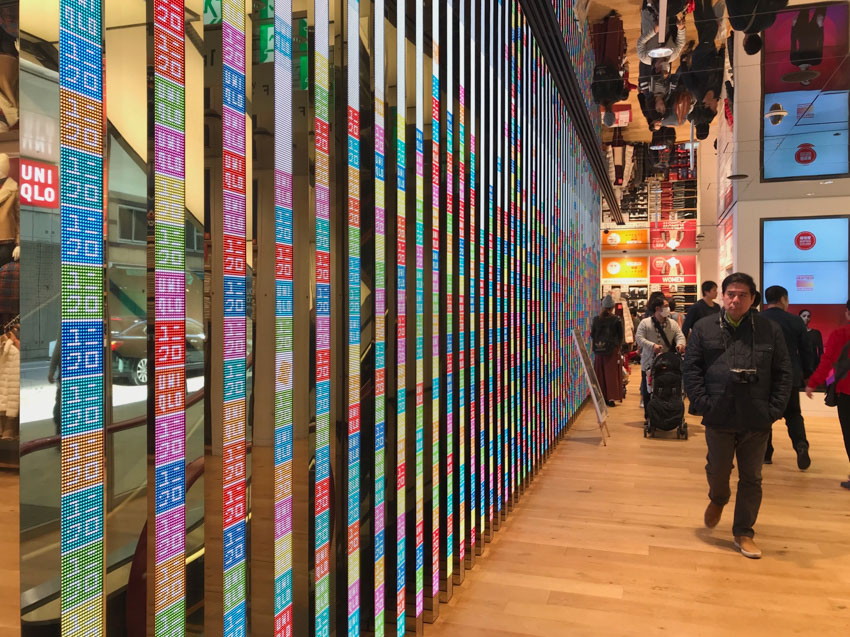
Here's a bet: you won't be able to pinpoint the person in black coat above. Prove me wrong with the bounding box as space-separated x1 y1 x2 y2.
726 0 789 55
680 0 726 139
761 286 812 468
683 273 792 559
591 295 626 406
798 308 824 376
683 280 721 338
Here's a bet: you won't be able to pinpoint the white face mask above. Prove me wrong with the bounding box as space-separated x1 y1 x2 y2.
660 307 671 318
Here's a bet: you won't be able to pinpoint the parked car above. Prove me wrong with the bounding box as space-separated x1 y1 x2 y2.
111 318 206 385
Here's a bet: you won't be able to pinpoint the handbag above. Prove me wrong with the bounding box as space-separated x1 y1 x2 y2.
824 341 850 407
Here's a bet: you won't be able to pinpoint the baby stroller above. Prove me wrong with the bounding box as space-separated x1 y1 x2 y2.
644 351 687 439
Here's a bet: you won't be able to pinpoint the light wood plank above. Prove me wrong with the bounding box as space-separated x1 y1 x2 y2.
428 373 850 636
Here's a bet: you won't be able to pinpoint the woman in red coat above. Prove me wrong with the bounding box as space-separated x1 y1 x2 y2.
805 300 850 489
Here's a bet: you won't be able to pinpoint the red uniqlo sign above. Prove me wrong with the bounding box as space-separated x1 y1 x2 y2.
20 159 59 208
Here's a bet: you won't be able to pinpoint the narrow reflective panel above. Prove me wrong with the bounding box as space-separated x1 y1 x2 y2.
374 0 387 631
429 0 441 608
220 1 248 633
59 0 105 633
478 0 487 542
346 0 362 629
394 0 407 629
467 0 478 559
413 0 425 620
153 1 187 634
314 0 332 628
495 0 503 523
444 0 455 589
456 0 467 579
274 0 295 631
486 0 495 534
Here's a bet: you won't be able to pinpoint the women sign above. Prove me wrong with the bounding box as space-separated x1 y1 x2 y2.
650 254 697 284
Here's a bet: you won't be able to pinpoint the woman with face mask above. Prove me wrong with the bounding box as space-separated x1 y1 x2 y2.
636 296 687 414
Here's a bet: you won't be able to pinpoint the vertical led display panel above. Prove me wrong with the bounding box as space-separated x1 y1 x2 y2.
394 0 407 630
486 0 495 532
444 0 455 586
456 0 467 575
478 0 487 541
221 1 248 634
414 0 426 619
153 2 186 634
59 0 105 634
495 0 504 521
274 0 295 632
314 0 332 627
346 0 362 629
467 0 478 557
374 0 387 631
508 0 517 498
429 0 441 607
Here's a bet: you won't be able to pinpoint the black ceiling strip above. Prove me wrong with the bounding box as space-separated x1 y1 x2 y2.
519 0 624 224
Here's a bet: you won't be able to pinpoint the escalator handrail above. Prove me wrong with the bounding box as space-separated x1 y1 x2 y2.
19 354 254 457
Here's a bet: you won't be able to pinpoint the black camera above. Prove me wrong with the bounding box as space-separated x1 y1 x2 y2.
730 368 759 385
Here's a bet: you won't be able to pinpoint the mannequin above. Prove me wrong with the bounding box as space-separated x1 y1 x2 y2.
0 324 18 440
0 152 19 267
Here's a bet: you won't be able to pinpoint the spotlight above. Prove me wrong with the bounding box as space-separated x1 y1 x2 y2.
764 103 787 126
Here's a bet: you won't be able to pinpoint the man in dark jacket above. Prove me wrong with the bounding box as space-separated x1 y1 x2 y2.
683 272 792 559
761 285 812 469
682 280 720 337
726 0 789 55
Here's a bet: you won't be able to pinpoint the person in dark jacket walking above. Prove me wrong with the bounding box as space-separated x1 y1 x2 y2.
799 308 824 377
683 272 792 559
805 300 850 490
761 286 812 468
591 295 625 406
683 280 720 337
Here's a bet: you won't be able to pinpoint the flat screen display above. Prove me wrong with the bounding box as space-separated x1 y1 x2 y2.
763 217 849 262
763 260 849 304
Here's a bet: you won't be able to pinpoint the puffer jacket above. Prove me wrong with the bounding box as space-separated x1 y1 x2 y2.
0 336 19 417
682 310 792 432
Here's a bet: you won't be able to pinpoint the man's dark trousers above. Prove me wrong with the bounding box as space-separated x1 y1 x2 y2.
705 427 770 538
765 389 807 460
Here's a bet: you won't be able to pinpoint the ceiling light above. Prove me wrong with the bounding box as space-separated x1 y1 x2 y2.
649 46 673 58
764 103 787 126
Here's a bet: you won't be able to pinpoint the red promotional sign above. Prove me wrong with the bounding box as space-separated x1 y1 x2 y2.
794 231 816 251
649 220 697 250
20 159 59 208
650 254 697 284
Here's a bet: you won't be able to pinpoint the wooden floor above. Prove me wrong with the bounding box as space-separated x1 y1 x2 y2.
0 470 21 637
428 372 850 636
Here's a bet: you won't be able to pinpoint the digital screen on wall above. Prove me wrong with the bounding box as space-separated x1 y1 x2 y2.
762 217 849 304
761 2 850 181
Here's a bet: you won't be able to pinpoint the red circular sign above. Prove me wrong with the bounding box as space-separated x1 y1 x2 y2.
795 231 816 251
795 143 816 165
